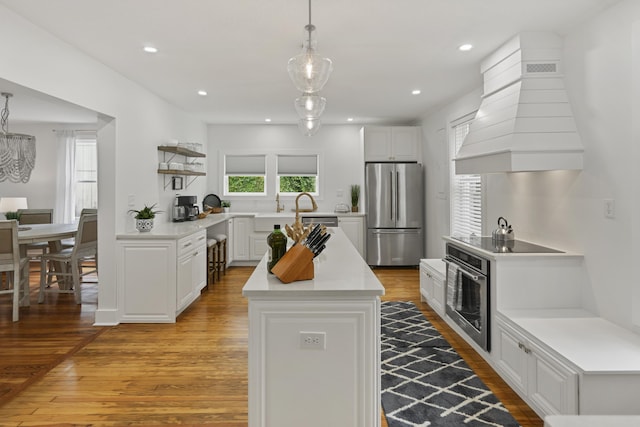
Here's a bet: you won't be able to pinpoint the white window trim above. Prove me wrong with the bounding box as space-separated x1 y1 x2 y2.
276 153 320 196
220 150 324 199
222 153 267 197
449 112 484 237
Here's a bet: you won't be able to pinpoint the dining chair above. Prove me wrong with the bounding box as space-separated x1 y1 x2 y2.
61 208 98 249
39 214 98 305
0 220 29 321
17 208 54 256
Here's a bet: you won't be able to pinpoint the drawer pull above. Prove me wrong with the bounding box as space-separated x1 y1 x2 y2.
183 242 192 248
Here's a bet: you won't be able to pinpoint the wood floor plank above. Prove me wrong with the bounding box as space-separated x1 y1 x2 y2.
1 265 541 426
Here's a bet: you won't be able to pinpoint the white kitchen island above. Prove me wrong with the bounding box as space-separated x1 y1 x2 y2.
242 228 385 427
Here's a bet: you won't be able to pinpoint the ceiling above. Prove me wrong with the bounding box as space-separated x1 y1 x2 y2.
0 0 619 126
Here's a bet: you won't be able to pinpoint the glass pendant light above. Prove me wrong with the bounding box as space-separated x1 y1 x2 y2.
298 117 322 137
287 0 333 94
294 93 326 119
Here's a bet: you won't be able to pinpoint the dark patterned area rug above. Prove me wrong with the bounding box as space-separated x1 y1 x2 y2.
381 301 521 427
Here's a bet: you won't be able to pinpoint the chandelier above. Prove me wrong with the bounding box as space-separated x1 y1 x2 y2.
287 0 333 136
0 93 36 183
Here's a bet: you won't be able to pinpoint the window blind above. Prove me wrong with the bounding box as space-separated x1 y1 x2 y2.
277 155 318 175
450 120 482 237
225 155 266 175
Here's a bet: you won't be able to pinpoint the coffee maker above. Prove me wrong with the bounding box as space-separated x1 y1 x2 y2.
173 195 200 222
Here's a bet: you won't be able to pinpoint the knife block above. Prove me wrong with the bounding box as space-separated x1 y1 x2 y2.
271 244 314 284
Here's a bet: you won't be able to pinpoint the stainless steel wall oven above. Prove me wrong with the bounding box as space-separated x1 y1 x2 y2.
443 242 491 351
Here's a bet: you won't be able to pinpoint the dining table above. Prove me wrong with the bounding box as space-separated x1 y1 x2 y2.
17 222 79 305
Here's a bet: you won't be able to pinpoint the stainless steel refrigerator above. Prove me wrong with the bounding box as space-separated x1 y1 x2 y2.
365 162 423 266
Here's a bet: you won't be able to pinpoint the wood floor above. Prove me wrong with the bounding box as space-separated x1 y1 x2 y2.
0 265 542 427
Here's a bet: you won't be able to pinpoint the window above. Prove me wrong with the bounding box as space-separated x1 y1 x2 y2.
450 115 482 237
74 136 97 217
224 154 266 195
276 154 318 194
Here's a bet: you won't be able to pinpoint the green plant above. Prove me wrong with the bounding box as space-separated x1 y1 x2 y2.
221 200 231 208
4 211 20 220
128 204 161 219
350 184 360 207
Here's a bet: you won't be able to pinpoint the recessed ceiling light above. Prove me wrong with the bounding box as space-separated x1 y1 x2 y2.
197 90 207 96
143 46 158 53
411 89 421 95
265 118 272 123
458 43 473 52
347 118 354 122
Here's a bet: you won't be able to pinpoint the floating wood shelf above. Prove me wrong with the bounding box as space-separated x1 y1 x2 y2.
157 169 205 176
157 146 206 158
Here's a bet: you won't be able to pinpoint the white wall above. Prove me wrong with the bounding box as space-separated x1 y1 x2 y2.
420 0 640 332
207 124 364 213
419 89 482 259
0 5 206 325
0 123 59 213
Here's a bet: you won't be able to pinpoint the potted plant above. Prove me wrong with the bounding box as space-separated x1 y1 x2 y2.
350 184 360 212
221 200 231 213
128 203 162 232
4 211 20 221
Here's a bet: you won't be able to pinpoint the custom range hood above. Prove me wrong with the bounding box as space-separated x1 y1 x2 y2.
455 32 583 174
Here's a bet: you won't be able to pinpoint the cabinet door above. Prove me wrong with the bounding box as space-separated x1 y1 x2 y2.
495 318 528 395
363 126 392 161
250 233 268 260
528 341 578 415
191 244 207 293
338 217 364 258
419 264 432 303
391 127 420 161
233 217 251 260
177 252 194 311
227 218 234 265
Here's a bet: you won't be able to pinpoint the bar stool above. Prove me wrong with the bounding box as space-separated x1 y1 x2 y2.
213 234 227 281
206 238 218 287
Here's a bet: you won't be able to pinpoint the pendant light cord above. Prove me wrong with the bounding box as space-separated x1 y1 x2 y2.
306 0 313 49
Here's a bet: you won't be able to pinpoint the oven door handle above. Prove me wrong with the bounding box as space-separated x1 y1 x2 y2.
443 257 485 282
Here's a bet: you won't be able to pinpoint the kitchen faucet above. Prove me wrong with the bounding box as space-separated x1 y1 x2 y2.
295 192 318 213
275 193 285 212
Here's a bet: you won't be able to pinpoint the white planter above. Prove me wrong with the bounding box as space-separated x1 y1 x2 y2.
136 218 154 232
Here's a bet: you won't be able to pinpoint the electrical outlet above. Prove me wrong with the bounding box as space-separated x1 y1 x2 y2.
300 331 326 350
336 189 344 197
128 194 135 207
604 199 615 219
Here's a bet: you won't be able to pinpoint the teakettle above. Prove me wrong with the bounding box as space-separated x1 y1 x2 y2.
492 216 514 242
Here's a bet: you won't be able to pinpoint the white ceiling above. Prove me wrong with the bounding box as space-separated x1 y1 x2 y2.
0 0 619 126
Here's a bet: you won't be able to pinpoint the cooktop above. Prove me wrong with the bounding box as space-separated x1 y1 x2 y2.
452 236 564 254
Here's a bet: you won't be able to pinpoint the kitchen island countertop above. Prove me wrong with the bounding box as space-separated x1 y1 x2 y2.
242 227 384 298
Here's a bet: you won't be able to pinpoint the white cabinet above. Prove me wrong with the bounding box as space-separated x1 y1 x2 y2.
362 126 420 162
419 259 446 316
495 315 578 416
227 218 234 265
246 298 380 427
117 229 206 323
176 232 207 313
338 216 364 258
250 234 268 260
233 217 253 261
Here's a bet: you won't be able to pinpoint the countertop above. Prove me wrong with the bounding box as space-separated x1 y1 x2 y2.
117 211 366 240
242 227 385 298
443 236 583 259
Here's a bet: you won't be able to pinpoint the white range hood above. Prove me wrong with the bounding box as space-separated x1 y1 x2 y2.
454 32 584 174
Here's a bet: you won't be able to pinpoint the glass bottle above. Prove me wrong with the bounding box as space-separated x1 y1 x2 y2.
267 224 287 273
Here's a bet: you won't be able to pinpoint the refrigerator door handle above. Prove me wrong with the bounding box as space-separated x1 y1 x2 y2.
370 229 420 234
396 170 400 220
389 170 394 221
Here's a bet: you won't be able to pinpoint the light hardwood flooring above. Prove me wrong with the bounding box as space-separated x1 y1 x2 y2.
0 265 542 426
